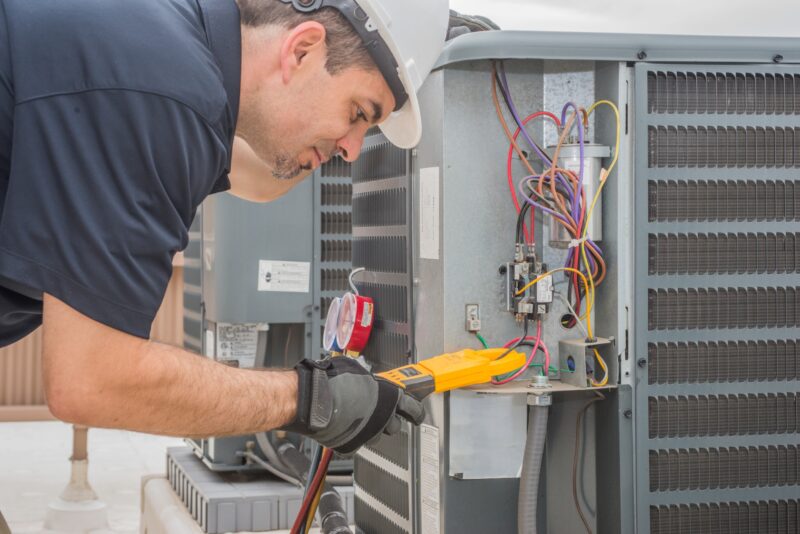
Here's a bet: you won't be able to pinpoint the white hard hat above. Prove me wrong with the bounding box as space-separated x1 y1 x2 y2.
279 0 450 149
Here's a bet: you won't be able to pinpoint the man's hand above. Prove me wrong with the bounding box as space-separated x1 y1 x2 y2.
283 357 425 455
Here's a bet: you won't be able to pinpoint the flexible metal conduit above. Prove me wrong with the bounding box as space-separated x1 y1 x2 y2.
518 403 549 534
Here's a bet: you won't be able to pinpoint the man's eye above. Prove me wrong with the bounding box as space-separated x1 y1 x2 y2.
355 108 367 123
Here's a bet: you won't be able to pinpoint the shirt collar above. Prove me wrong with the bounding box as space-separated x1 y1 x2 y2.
196 0 241 149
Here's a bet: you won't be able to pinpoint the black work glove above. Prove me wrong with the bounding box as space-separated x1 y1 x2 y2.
282 357 425 455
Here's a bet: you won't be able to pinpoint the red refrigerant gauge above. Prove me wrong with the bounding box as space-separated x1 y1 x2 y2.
322 297 344 353
335 291 374 354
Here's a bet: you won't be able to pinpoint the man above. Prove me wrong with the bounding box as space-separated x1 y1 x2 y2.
0 0 448 521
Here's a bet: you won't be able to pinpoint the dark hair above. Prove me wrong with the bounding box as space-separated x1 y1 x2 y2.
237 0 376 75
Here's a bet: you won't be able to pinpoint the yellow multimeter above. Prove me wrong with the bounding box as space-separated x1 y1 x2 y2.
378 348 527 400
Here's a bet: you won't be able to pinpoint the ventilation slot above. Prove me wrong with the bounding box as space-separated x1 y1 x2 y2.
648 287 800 330
352 142 408 184
648 393 800 438
321 212 352 235
648 180 800 222
354 455 409 519
321 269 351 292
647 71 800 115
353 237 408 274
364 429 410 471
649 446 800 492
648 126 800 168
320 157 352 178
648 233 800 275
648 340 800 384
354 495 408 534
321 240 352 263
352 188 407 227
355 283 408 323
321 183 353 206
364 329 409 372
650 500 800 534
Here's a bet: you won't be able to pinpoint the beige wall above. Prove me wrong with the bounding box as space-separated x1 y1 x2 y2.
0 268 185 421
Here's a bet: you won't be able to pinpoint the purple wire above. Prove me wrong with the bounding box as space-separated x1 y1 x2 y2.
560 102 586 224
496 67 553 167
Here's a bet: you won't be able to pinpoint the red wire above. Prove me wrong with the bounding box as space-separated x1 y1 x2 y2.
506 111 561 244
492 322 547 385
290 448 334 534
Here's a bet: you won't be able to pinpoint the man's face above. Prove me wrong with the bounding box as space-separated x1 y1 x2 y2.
238 24 396 181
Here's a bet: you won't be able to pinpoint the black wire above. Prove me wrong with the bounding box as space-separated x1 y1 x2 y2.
498 318 529 360
515 200 532 245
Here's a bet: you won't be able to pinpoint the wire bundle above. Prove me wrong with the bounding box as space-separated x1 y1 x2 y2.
491 61 621 387
290 446 334 534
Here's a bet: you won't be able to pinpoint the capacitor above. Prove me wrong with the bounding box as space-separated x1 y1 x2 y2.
548 143 610 248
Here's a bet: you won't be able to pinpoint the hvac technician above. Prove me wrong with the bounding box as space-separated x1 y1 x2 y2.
0 0 447 503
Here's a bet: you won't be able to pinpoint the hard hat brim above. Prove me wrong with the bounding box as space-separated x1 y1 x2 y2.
378 81 422 149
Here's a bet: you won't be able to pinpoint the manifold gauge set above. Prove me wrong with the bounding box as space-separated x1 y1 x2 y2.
322 268 374 355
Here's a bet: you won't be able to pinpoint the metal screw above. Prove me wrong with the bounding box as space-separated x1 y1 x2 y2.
773 54 784 63
498 265 507 275
637 50 647 60
623 410 633 419
637 358 647 368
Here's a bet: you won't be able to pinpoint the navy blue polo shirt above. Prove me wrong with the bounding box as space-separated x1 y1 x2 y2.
0 0 241 345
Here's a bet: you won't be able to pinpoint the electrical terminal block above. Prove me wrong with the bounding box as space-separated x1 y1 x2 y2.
504 246 551 321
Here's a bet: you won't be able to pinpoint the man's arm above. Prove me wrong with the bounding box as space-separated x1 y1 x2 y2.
42 293 297 438
228 136 310 202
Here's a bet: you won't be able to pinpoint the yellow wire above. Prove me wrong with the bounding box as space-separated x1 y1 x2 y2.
516 267 594 337
582 100 619 389
304 479 324 533
578 100 621 339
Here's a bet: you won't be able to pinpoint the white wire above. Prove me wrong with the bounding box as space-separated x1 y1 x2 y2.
348 267 365 295
239 451 303 488
555 291 590 339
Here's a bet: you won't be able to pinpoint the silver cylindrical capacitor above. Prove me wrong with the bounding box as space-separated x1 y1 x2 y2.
547 143 610 248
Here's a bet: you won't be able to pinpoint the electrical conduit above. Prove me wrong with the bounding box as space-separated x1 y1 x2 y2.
518 403 549 534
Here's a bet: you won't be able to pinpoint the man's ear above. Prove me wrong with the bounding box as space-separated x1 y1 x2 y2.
279 21 327 84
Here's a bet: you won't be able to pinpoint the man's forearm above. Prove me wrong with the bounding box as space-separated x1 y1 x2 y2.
108 341 299 437
42 294 298 437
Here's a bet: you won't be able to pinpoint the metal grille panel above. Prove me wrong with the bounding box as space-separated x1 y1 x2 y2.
649 446 800 492
365 430 410 471
354 496 407 534
354 455 409 519
353 237 408 273
352 189 407 227
648 126 800 168
648 394 800 439
648 233 800 275
648 340 800 384
351 133 413 533
647 287 800 330
635 64 800 532
648 180 800 222
650 500 800 534
647 71 800 115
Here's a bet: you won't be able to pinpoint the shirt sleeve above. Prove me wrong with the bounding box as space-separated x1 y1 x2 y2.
0 89 229 338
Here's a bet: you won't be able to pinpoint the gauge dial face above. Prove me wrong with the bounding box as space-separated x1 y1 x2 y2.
336 292 357 349
322 297 342 351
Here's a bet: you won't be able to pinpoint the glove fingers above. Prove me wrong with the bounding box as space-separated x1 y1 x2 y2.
382 414 402 436
396 392 426 425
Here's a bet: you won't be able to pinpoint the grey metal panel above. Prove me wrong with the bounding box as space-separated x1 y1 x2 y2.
633 62 800 534
435 31 800 68
203 182 314 325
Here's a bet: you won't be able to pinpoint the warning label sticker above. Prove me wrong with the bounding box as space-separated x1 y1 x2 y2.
420 424 441 534
257 260 310 293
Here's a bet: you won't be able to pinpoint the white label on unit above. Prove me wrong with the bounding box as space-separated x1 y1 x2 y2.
257 260 310 293
420 424 441 534
419 167 440 260
215 323 268 368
